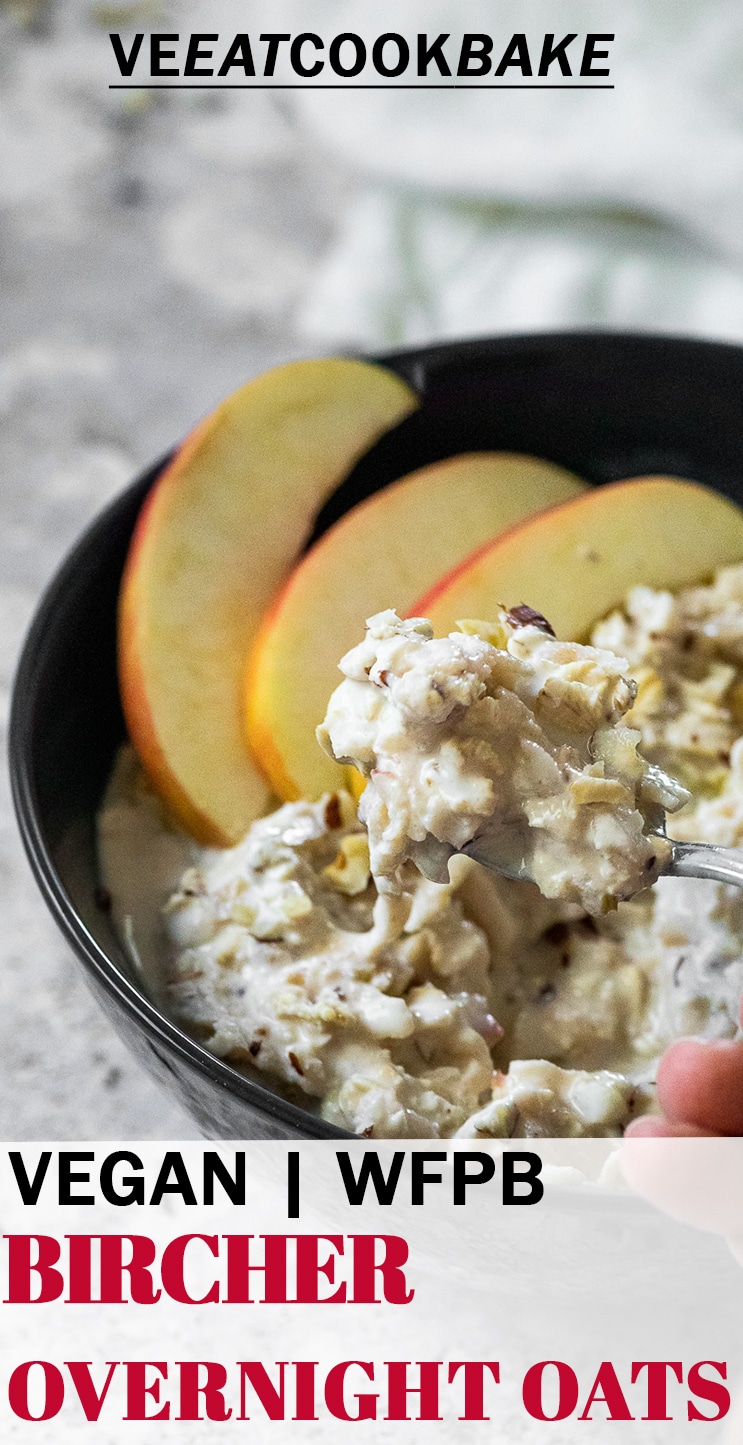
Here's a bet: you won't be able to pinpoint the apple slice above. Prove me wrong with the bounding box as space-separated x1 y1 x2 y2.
415 477 743 641
118 358 417 845
246 452 586 800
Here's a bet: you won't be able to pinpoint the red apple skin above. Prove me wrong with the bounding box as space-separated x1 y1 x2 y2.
118 359 418 845
119 479 229 843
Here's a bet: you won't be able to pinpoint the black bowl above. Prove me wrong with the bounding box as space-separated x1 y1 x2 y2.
11 331 743 1140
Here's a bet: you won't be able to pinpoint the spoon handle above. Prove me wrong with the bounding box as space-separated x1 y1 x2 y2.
669 838 743 889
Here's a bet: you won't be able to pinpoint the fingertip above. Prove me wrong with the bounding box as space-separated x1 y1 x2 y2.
624 1117 711 1137
657 1036 743 1134
624 1116 671 1137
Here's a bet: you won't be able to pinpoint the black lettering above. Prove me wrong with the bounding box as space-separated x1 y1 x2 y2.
337 1150 404 1205
203 1152 246 1206
329 33 366 77
495 34 532 78
287 1152 299 1219
150 33 179 78
100 1152 145 1207
218 36 255 78
261 33 290 77
502 1152 543 1205
8 1151 52 1206
372 33 409 78
458 34 493 77
453 1152 496 1205
184 33 218 78
290 33 324 78
109 32 143 78
412 1152 447 1205
417 33 451 77
539 33 576 76
59 1152 95 1206
581 34 614 77
149 1152 197 1207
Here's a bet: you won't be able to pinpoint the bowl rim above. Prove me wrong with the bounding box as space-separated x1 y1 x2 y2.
12 327 743 1146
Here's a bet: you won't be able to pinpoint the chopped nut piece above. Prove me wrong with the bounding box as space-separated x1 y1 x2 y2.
506 604 555 635
322 833 371 895
569 774 634 807
456 617 509 649
324 793 342 830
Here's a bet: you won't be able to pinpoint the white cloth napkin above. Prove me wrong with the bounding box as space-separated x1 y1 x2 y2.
260 0 743 346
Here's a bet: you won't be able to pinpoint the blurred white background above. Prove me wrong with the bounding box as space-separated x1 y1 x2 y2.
3 0 743 1135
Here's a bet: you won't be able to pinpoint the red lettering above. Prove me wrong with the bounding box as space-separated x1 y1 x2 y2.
125 1361 169 1420
66 1236 93 1302
631 1361 682 1421
224 1234 252 1303
239 1362 286 1419
5 1236 64 1303
579 1361 634 1421
262 1236 289 1302
523 1361 579 1421
385 1361 442 1420
161 1235 220 1304
296 1235 345 1303
5 1232 414 1308
688 1361 729 1422
67 1236 160 1304
350 1234 413 1303
8 1361 64 1420
294 1360 318 1420
324 1361 377 1421
448 1361 501 1420
100 1235 161 1304
65 1362 118 1421
176 1361 232 1420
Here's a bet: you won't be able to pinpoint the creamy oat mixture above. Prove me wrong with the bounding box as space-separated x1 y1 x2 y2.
100 753 499 1137
98 565 743 1139
318 608 688 912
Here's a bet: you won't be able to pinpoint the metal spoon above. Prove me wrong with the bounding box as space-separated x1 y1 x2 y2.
662 837 743 888
459 835 743 890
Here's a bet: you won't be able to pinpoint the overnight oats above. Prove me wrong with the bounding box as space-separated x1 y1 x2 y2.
317 607 688 909
99 563 743 1140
